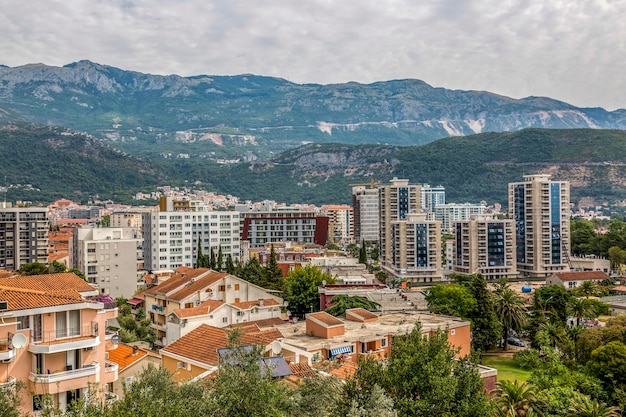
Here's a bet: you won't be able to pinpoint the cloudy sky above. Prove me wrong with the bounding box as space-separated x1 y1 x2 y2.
1 0 625 110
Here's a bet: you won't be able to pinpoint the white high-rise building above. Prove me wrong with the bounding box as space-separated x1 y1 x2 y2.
143 197 240 271
0 203 48 270
352 186 379 244
435 203 488 233
70 227 141 298
421 184 446 213
509 174 571 277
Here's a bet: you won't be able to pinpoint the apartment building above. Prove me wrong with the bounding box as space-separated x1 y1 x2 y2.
351 186 380 244
453 215 518 280
420 184 446 213
110 211 149 240
379 178 421 266
320 205 353 244
142 267 284 347
0 273 118 415
240 209 329 248
142 196 241 271
0 204 48 270
70 227 142 299
509 174 571 277
435 203 488 233
384 212 443 284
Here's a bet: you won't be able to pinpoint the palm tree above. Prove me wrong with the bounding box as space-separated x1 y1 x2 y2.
493 380 544 417
493 284 527 350
537 321 567 349
568 297 595 326
577 281 599 298
566 397 621 417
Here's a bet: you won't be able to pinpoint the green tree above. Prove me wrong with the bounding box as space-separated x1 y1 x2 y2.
465 274 502 352
359 240 367 264
607 246 626 274
284 265 335 316
17 262 49 275
493 281 527 350
324 295 380 317
264 245 284 291
493 380 544 417
225 254 235 275
68 269 86 281
209 247 216 270
50 260 67 273
0 380 26 417
373 324 490 417
536 321 567 349
566 397 622 417
215 245 223 271
569 298 596 326
425 283 477 318
587 340 626 389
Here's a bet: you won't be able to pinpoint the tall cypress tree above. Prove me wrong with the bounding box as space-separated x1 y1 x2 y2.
225 254 235 274
265 245 284 291
209 247 216 270
196 240 204 268
217 246 224 272
359 240 367 264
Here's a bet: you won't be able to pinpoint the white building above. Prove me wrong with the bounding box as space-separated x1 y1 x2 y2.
352 186 380 244
70 227 141 298
435 203 488 233
142 196 240 271
421 184 446 213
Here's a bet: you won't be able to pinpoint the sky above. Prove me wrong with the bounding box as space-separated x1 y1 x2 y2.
1 0 625 110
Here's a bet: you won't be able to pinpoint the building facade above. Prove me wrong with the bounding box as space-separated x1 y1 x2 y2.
142 197 241 271
385 212 443 284
241 209 329 248
351 186 379 244
453 215 518 280
0 273 118 415
0 204 48 270
70 227 142 299
435 203 488 233
320 205 353 244
509 174 571 277
420 184 446 213
379 178 421 267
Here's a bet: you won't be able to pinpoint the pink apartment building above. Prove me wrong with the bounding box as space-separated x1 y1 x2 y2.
0 273 119 415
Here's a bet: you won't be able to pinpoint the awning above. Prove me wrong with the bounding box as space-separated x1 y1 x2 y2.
127 297 143 306
330 345 352 357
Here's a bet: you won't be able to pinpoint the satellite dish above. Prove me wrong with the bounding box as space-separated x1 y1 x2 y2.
270 340 282 355
11 333 27 349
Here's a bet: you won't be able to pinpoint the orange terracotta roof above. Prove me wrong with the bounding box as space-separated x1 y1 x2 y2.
161 324 283 366
345 308 378 322
107 343 155 371
0 273 97 311
169 271 227 301
174 300 225 318
289 362 316 378
611 285 626 293
327 361 357 380
231 298 281 310
143 268 219 298
48 252 68 262
553 271 610 281
308 312 344 327
229 317 286 329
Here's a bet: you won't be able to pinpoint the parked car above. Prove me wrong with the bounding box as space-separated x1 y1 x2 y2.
506 336 525 347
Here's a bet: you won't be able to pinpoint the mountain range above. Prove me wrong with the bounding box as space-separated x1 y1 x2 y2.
1 60 626 160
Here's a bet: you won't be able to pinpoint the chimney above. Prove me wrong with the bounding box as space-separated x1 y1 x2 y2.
132 346 139 356
258 299 264 306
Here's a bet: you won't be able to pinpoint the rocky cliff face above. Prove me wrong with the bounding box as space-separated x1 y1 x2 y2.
1 60 626 158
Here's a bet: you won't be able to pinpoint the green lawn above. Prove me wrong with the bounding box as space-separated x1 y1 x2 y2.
481 355 532 383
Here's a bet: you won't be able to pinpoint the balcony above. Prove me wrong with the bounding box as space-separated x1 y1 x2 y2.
0 376 16 390
29 361 100 385
151 322 167 332
29 324 100 354
103 360 119 384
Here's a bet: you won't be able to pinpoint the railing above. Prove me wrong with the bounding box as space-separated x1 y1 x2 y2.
104 360 119 373
105 391 119 404
32 323 98 344
0 376 16 390
29 361 100 384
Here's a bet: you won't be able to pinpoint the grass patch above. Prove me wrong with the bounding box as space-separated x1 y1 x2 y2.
481 355 532 383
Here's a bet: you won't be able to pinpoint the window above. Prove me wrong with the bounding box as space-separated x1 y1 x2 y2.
381 338 388 347
234 284 240 291
125 376 136 386
450 329 456 336
33 394 45 411
56 310 81 338
176 361 188 369
17 315 30 330
222 317 228 324
218 285 226 292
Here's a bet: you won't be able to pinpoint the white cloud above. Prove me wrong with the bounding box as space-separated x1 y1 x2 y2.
0 0 624 109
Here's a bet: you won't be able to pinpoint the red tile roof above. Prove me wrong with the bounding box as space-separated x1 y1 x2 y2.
552 271 610 281
174 300 225 318
289 362 316 377
143 268 227 301
161 324 283 366
231 298 281 310
107 343 155 371
0 273 97 311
